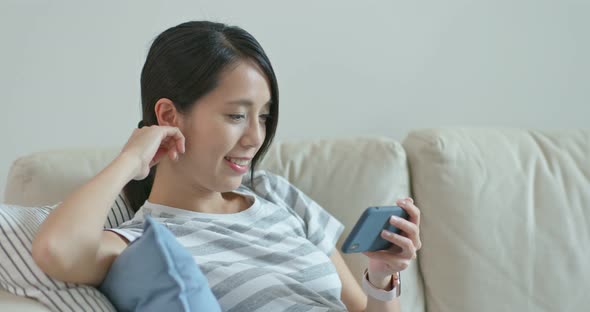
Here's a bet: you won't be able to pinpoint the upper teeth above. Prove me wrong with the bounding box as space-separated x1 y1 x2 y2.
226 157 250 166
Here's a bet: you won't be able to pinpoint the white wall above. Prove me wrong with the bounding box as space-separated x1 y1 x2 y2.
1 0 589 202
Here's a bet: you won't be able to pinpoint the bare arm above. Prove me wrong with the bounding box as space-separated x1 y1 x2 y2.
32 154 137 285
32 126 185 286
330 249 400 312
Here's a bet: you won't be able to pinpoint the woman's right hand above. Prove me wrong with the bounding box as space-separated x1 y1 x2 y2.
119 125 186 181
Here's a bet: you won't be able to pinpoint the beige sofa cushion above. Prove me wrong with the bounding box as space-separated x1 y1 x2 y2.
403 128 590 312
4 148 121 207
4 148 137 230
4 137 425 312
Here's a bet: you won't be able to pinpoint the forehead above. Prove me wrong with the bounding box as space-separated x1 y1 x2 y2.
202 60 272 110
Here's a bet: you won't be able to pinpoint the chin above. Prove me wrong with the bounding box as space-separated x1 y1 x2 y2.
216 175 244 192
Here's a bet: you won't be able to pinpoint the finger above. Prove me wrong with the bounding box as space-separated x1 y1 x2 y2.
363 250 396 262
396 197 421 226
176 135 185 154
389 216 420 249
381 230 416 260
163 137 180 161
363 250 411 271
161 126 186 154
150 146 168 167
168 148 178 161
390 216 418 237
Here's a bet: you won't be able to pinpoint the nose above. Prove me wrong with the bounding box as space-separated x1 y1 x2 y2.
241 118 265 149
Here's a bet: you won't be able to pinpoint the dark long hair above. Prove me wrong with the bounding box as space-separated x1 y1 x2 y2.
123 21 279 212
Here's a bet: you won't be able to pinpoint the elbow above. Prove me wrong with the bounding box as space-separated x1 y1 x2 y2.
32 234 103 286
32 236 72 282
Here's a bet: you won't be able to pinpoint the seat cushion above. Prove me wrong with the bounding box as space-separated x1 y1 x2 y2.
403 128 590 312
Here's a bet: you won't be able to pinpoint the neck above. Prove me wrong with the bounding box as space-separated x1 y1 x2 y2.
147 160 240 214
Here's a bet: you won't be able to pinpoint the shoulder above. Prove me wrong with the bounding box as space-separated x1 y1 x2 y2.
241 170 293 194
242 170 316 213
241 170 305 209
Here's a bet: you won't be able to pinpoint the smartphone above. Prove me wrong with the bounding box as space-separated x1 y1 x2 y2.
341 206 409 253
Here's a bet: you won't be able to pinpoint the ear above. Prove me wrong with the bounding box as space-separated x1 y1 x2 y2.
154 98 184 128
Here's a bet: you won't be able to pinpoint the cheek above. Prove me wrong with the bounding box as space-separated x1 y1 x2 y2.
186 122 244 157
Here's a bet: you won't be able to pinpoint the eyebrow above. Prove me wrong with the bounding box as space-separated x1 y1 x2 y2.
226 99 272 109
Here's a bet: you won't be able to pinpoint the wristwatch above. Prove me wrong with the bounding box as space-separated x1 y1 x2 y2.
361 269 401 301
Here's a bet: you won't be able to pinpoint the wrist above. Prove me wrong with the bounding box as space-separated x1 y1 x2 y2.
367 271 393 290
362 269 401 301
114 152 144 181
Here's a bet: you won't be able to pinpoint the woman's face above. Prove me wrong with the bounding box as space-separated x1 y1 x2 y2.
177 60 272 192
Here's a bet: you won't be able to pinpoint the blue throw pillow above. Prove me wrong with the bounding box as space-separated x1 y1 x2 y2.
99 216 221 312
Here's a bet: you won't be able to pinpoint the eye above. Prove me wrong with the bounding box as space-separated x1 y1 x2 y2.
228 114 246 121
259 114 271 123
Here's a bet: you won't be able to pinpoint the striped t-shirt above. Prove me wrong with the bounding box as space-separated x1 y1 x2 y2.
109 171 347 312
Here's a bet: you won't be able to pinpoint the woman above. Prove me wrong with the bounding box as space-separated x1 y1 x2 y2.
32 21 422 312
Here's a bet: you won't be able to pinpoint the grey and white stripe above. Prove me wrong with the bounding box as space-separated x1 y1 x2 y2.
104 193 135 229
0 204 117 311
111 170 347 312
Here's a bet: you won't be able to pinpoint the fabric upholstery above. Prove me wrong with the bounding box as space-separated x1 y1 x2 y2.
403 128 590 312
0 204 116 312
4 148 135 229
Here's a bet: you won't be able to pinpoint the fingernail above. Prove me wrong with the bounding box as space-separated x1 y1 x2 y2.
390 216 400 222
382 230 393 237
397 199 406 206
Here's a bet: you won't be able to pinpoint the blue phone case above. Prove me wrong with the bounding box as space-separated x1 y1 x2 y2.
341 206 410 253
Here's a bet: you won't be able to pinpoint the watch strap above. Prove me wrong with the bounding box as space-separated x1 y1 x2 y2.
361 269 401 301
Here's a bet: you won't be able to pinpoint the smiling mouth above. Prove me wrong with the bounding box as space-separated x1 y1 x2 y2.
224 156 251 166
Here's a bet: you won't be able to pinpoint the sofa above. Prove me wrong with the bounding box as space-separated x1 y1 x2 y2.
1 128 588 312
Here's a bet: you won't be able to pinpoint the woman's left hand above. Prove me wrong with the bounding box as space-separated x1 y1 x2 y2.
363 197 422 285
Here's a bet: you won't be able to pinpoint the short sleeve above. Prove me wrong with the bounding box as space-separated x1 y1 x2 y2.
247 171 345 256
105 219 144 244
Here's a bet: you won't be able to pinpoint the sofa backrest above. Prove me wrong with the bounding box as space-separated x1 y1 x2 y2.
403 128 590 312
4 137 425 312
